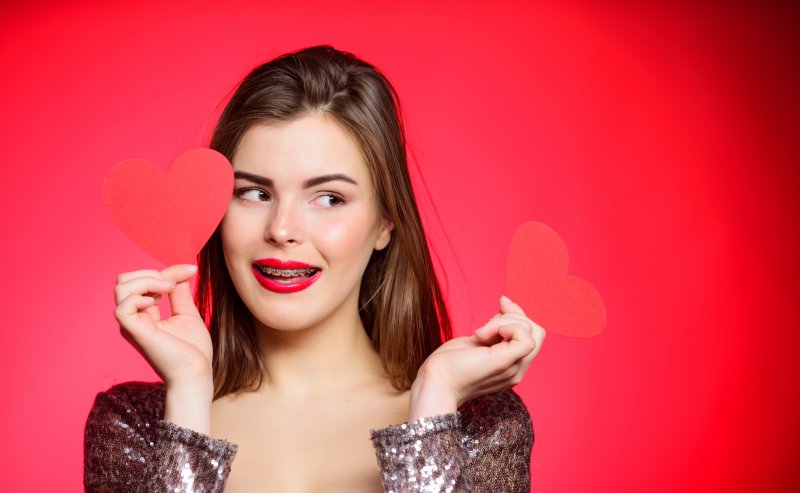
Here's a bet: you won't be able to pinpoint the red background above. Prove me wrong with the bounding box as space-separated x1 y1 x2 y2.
1 1 798 491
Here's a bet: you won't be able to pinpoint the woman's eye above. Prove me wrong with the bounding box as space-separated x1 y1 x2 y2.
315 193 345 208
234 188 270 202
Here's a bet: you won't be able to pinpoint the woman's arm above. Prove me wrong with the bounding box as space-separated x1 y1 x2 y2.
83 381 237 493
370 390 533 492
370 296 542 492
88 264 236 491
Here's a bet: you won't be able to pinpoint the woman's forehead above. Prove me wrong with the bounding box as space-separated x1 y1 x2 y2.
232 115 370 184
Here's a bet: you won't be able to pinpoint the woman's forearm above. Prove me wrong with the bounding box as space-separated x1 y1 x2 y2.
164 379 214 436
409 371 458 420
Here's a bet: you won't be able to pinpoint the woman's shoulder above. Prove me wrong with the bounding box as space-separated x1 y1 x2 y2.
89 380 167 421
458 389 534 441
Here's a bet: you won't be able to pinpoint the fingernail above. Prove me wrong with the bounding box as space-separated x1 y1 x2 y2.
500 295 511 303
184 265 198 273
160 280 174 287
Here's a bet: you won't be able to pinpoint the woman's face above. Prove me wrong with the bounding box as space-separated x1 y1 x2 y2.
220 113 393 332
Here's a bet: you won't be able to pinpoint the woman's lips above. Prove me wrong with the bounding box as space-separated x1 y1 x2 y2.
251 264 321 293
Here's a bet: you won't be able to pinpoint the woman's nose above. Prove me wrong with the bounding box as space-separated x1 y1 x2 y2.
266 200 303 245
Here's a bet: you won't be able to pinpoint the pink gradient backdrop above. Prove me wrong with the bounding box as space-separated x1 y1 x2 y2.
1 1 798 491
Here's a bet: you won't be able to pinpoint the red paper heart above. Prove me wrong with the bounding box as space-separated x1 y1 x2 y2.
506 221 606 338
102 148 233 266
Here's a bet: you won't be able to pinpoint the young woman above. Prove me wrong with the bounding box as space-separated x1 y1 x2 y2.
84 45 545 493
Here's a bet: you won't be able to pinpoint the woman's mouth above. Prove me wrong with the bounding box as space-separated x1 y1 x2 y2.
254 264 319 282
251 263 322 293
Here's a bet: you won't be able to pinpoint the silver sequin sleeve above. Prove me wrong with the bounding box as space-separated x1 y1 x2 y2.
83 381 238 493
370 390 533 492
84 382 533 492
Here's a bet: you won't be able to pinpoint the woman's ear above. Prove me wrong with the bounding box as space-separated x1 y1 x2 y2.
374 219 394 251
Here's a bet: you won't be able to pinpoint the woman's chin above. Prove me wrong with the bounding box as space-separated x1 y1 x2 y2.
252 314 319 334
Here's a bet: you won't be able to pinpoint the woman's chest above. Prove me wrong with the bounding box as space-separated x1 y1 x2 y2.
211 389 409 492
222 425 382 492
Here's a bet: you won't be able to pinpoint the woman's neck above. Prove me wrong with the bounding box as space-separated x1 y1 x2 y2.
254 299 385 398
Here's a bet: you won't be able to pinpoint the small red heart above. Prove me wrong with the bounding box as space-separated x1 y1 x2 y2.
102 148 233 266
506 221 606 338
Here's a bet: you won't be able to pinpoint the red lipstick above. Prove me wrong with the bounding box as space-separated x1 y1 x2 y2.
252 258 321 293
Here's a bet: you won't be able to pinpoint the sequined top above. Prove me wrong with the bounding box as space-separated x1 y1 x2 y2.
84 381 533 492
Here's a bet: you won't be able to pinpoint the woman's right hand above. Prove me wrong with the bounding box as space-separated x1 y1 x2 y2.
114 264 213 389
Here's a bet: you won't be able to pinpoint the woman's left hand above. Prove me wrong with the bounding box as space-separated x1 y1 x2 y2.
409 296 545 420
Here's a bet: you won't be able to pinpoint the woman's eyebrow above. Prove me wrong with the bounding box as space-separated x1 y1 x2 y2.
234 171 272 187
234 171 357 188
302 173 358 188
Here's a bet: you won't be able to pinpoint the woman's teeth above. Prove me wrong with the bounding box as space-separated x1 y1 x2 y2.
257 266 317 277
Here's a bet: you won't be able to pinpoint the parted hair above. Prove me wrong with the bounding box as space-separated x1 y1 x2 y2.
195 45 452 399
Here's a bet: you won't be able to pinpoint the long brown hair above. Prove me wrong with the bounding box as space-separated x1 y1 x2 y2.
196 45 452 399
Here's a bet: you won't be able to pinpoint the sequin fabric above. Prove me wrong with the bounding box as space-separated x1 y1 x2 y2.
370 389 533 492
84 381 533 492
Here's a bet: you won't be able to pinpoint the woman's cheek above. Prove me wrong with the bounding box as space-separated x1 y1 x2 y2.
309 209 375 258
221 209 263 275
311 216 352 252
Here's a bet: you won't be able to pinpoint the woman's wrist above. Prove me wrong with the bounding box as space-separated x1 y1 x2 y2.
409 371 459 421
164 379 214 436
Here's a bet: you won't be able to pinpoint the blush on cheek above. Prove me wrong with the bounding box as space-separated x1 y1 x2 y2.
310 210 376 251
314 222 358 251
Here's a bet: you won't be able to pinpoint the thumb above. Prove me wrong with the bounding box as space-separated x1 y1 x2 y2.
499 295 526 316
162 264 201 317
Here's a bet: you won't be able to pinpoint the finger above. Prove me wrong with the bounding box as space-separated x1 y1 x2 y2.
115 276 176 304
489 322 536 366
516 347 537 379
486 324 540 384
486 308 531 327
160 264 200 317
498 322 536 352
477 320 534 360
497 321 536 345
159 264 199 280
142 293 163 324
510 323 546 379
475 314 533 341
530 324 546 359
479 312 505 341
117 269 166 285
474 325 505 346
511 337 542 385
115 294 158 339
494 313 534 330
499 295 527 317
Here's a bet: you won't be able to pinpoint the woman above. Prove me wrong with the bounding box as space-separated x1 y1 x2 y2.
84 45 545 492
